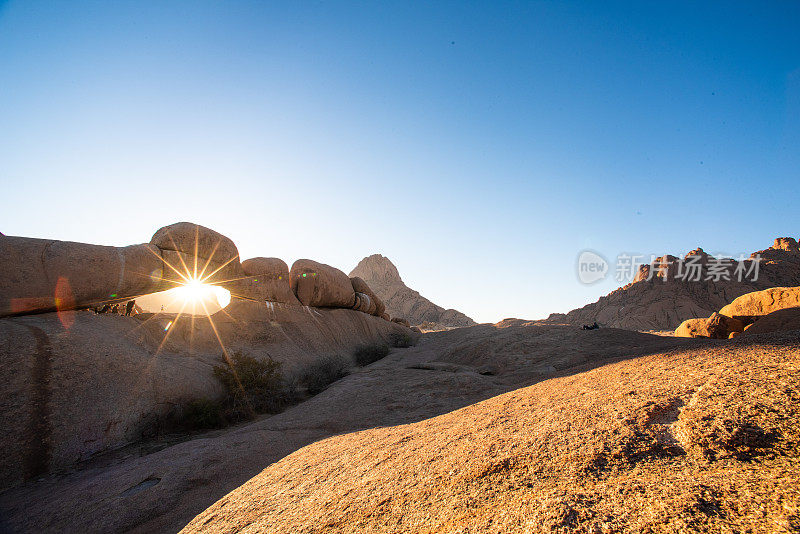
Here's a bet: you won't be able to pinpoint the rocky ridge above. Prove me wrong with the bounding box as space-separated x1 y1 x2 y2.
549 237 800 331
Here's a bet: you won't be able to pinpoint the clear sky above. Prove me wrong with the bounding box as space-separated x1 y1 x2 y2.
1 1 798 323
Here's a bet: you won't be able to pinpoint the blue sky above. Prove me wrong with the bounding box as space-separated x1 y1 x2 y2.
1 1 798 322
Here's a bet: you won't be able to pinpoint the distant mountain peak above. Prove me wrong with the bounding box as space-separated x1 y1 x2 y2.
351 254 403 284
350 254 474 328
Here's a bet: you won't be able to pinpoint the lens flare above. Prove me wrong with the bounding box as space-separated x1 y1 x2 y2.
169 277 231 311
130 229 256 416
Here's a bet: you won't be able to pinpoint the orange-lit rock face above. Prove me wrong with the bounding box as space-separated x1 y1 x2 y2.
771 237 800 252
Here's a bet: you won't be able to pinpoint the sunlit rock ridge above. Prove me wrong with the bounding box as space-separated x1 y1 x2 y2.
549 236 800 331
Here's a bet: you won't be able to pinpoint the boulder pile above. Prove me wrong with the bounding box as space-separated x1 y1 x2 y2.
0 223 417 489
239 257 300 305
289 259 356 309
0 222 409 324
675 286 800 338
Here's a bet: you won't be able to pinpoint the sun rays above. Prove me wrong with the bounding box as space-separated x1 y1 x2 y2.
159 278 232 313
118 228 263 416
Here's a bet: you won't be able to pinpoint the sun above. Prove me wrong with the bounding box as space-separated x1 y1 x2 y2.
177 277 208 303
170 277 232 310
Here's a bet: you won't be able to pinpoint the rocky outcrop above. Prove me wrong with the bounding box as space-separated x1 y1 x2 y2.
742 307 800 335
182 329 800 534
0 224 413 489
0 300 409 490
550 238 800 331
0 223 397 320
675 286 800 338
0 222 247 317
350 276 385 317
290 259 356 308
239 257 300 305
772 236 800 252
350 254 475 328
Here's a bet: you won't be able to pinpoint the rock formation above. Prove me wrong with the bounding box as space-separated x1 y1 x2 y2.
719 286 800 320
0 222 246 317
239 257 300 305
349 254 475 328
290 259 356 308
742 307 800 336
0 223 412 489
182 328 800 534
0 323 700 533
676 286 800 338
550 237 800 330
0 223 399 321
0 237 164 317
350 276 386 317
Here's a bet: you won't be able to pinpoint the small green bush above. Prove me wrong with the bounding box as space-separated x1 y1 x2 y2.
353 343 391 366
181 398 224 430
388 332 415 348
300 354 350 395
213 351 286 419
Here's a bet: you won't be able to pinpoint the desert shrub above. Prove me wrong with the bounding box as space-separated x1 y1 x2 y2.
180 398 224 430
353 343 391 366
300 354 350 395
213 351 286 419
388 331 415 348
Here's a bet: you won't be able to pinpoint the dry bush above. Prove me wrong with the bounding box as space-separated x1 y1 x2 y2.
388 331 415 348
213 351 288 421
300 354 351 395
353 343 391 366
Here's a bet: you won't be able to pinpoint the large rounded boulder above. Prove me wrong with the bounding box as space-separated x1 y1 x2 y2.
150 222 242 286
239 257 300 305
719 287 800 322
350 276 385 316
290 260 356 308
675 312 744 339
741 307 800 336
0 236 163 317
675 318 711 338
